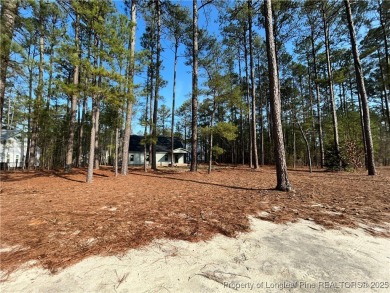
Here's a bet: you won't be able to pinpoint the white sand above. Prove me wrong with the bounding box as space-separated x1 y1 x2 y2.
1 218 389 293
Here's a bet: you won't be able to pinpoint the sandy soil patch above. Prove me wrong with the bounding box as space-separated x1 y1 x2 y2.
1 218 389 292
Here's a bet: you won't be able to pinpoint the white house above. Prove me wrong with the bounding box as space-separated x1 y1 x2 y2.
0 128 40 169
128 135 188 166
1 128 26 169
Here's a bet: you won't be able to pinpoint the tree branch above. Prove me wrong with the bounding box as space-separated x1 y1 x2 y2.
198 0 213 11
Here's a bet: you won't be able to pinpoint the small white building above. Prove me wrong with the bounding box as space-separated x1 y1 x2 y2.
0 128 26 168
128 135 188 166
0 128 40 169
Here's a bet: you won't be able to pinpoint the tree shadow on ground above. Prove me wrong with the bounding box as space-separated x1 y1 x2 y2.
0 169 110 183
129 171 275 191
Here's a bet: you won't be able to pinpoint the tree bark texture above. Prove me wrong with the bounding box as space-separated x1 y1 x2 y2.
121 0 137 175
28 1 45 169
86 97 97 183
321 5 340 162
378 0 389 85
248 0 259 169
0 0 19 138
344 0 376 175
152 0 161 170
191 0 198 172
171 42 178 167
243 32 253 168
115 127 119 176
309 21 325 167
86 32 100 182
377 50 390 128
265 0 292 191
65 12 80 172
208 97 216 174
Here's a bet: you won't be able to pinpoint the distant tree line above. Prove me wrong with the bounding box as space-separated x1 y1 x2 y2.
1 0 388 187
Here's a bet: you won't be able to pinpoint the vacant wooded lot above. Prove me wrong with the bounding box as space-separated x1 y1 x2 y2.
1 166 389 275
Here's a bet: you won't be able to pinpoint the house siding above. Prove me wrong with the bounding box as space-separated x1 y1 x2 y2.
0 130 39 168
128 135 188 167
128 152 186 166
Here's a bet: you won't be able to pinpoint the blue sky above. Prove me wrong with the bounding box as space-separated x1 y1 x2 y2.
115 0 221 134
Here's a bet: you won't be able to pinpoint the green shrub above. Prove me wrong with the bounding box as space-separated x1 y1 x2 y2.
324 145 346 171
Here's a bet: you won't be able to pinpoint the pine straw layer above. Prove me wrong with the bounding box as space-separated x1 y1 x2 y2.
1 165 389 276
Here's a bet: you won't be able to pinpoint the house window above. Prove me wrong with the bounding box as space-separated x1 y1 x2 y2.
130 155 134 162
164 154 168 161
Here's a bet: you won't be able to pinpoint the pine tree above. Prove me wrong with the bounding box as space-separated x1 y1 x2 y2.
85 0 116 182
303 0 325 167
321 0 341 166
247 0 258 169
28 0 51 169
264 0 292 191
0 0 19 138
65 1 80 173
190 0 199 172
121 0 137 175
151 0 161 170
163 2 190 167
344 0 376 175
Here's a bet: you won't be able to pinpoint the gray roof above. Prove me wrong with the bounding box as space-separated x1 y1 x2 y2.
129 135 185 152
0 129 23 142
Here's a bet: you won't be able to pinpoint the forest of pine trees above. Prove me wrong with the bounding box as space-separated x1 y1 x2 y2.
1 0 389 185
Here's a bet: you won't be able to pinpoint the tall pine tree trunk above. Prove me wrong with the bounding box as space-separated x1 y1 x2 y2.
322 5 340 164
65 11 80 172
143 73 150 172
297 121 312 173
0 0 19 139
265 0 292 191
243 32 252 168
208 97 216 174
257 54 265 166
306 55 317 166
115 127 119 176
378 0 389 84
87 97 97 183
190 0 199 172
344 0 376 175
25 46 34 169
248 0 258 169
86 33 99 183
94 42 104 171
378 50 390 128
149 67 154 167
77 97 86 167
171 41 178 167
29 1 45 169
237 48 245 165
152 0 161 170
94 99 100 169
121 0 137 175
190 0 198 172
357 91 368 161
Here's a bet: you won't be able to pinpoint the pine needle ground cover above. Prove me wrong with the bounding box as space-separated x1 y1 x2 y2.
1 166 389 275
